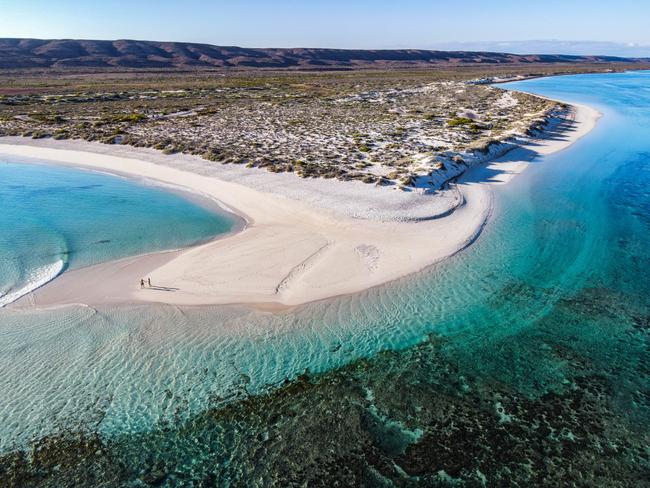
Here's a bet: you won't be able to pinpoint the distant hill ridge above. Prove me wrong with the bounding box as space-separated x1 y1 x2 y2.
0 38 646 70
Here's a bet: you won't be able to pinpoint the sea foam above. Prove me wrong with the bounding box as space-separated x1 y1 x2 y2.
0 259 65 308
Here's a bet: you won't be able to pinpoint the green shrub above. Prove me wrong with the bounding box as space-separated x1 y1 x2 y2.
113 113 147 123
447 117 473 127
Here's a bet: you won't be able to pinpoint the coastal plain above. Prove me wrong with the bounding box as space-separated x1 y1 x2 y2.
0 66 607 309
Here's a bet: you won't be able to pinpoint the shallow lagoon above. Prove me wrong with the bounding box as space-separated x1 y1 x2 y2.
0 161 235 306
1 71 649 485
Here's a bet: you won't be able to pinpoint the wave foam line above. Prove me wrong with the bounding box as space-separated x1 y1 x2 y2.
0 259 65 308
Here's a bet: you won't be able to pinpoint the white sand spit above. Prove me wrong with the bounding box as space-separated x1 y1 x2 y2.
0 104 599 309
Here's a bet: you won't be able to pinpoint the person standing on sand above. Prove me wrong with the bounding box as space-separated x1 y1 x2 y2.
147 278 151 287
140 279 145 289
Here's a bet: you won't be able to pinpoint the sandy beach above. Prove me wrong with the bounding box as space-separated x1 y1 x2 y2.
0 103 599 309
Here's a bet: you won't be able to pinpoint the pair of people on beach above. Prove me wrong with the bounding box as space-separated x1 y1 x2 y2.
140 278 152 288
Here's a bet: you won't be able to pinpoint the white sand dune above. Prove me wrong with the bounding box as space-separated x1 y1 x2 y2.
0 103 598 310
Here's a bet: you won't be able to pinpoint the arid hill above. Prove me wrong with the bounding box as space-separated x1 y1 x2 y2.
0 38 646 70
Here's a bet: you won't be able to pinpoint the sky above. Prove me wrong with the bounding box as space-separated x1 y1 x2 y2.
2 0 650 56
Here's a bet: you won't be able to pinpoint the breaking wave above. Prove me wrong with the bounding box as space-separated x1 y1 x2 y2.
0 259 65 308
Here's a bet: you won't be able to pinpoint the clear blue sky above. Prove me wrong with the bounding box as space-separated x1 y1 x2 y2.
1 0 649 53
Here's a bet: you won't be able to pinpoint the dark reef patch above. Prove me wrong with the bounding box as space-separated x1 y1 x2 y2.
2 286 648 487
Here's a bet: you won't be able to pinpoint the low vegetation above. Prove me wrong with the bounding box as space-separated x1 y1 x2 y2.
0 64 636 188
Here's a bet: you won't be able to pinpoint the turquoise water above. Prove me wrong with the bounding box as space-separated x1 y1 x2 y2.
1 72 649 485
0 161 235 306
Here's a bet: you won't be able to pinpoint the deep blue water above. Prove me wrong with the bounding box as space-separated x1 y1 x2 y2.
0 162 235 306
0 71 648 484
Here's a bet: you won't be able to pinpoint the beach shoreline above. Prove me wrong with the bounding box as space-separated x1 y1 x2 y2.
0 101 599 310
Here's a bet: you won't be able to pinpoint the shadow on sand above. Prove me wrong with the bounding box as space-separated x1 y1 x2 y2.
147 286 180 292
